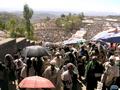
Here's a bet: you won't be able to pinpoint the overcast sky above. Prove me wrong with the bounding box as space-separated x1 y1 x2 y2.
0 0 120 13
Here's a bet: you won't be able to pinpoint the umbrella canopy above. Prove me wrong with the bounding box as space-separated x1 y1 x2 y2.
92 28 120 41
101 32 120 43
19 76 55 88
63 38 86 45
21 45 50 57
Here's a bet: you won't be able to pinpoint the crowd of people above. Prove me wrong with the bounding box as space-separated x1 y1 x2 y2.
0 41 120 90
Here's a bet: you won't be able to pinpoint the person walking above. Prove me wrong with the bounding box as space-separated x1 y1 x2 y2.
85 56 104 90
52 51 64 68
42 60 61 90
5 54 17 90
61 63 78 90
101 55 119 90
0 61 9 90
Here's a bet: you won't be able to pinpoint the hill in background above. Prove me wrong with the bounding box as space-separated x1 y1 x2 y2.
0 12 22 23
1 11 120 23
12 11 58 23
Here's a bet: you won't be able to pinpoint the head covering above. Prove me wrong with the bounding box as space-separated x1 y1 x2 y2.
81 56 86 61
90 50 96 56
67 63 74 69
31 57 36 61
109 55 115 61
92 56 97 60
50 60 56 65
5 54 13 61
55 52 60 56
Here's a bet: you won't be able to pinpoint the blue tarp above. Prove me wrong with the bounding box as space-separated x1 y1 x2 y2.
92 28 120 43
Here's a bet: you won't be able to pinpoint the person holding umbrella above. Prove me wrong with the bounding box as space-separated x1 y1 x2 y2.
35 57 44 76
20 57 36 79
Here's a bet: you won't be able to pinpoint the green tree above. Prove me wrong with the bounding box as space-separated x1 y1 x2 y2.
6 18 16 38
78 12 84 27
45 16 51 21
15 27 25 37
68 13 72 17
23 4 33 39
61 14 66 18
0 22 5 30
56 12 85 31
6 18 26 38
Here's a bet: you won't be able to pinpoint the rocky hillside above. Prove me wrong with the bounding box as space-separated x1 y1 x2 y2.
34 20 77 42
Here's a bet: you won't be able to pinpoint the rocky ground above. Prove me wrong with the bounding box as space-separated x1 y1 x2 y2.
34 20 107 42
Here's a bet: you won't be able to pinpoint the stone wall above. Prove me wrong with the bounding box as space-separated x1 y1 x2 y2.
0 38 16 62
16 38 27 51
0 38 33 62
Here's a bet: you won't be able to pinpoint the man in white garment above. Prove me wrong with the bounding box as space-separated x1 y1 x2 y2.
52 51 64 68
61 63 78 90
42 60 61 90
101 55 119 90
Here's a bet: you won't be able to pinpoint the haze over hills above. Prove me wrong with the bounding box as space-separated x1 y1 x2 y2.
11 11 58 23
0 10 120 23
1 10 120 17
33 11 120 16
83 11 120 16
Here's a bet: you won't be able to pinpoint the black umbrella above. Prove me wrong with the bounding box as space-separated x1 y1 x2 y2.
21 45 50 57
